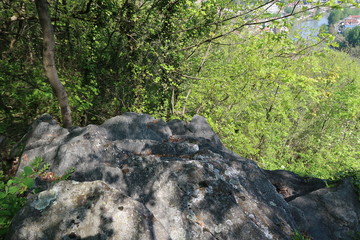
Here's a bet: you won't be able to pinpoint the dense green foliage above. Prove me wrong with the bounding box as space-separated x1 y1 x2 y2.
1 0 357 130
175 32 359 179
0 0 239 131
344 26 360 46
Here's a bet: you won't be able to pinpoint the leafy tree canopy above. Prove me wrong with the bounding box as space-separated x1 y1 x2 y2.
345 26 360 46
175 31 360 179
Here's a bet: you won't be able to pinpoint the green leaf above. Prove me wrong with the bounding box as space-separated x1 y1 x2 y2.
7 186 20 195
22 178 35 189
6 180 13 186
0 192 7 199
23 166 34 177
30 157 43 169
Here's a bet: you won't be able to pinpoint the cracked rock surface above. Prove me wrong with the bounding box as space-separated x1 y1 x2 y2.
6 113 360 240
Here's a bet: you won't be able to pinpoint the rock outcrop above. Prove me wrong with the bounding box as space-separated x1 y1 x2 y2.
264 170 360 240
6 113 360 240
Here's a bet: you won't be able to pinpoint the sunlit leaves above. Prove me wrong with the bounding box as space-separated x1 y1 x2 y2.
176 31 359 179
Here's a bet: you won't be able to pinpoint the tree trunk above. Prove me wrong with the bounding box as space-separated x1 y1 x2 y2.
35 0 72 128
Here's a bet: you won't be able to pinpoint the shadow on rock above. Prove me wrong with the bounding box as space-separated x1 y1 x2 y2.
6 113 360 240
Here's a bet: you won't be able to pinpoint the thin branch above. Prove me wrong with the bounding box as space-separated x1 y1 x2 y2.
101 29 117 52
274 37 328 59
172 0 278 35
180 4 325 51
181 89 191 115
178 74 204 80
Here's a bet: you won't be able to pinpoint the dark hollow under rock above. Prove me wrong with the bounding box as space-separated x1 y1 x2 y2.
6 113 360 240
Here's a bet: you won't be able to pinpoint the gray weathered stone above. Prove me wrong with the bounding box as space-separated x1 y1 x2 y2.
264 170 327 202
7 113 360 240
289 178 360 240
7 180 171 240
265 170 360 240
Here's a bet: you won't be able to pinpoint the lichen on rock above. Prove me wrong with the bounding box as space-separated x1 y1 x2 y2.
30 187 59 210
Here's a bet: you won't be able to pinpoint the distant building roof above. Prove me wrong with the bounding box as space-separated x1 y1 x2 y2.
344 15 360 26
346 15 360 19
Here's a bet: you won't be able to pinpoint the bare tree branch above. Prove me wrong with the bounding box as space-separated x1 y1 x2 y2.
180 3 325 51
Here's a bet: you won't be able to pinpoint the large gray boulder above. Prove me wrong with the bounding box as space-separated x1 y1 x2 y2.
8 180 171 240
6 113 360 240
